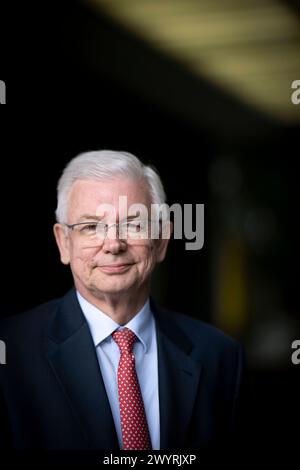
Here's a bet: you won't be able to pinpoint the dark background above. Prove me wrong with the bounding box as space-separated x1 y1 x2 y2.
1 0 299 463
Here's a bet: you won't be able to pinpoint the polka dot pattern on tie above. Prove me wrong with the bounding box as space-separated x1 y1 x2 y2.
112 327 152 450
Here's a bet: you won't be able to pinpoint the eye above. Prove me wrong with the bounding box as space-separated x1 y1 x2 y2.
80 223 98 233
128 221 149 233
128 221 143 232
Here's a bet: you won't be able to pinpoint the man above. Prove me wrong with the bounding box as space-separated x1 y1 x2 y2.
0 150 243 451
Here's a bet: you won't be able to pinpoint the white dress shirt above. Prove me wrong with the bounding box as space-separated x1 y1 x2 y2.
76 291 160 450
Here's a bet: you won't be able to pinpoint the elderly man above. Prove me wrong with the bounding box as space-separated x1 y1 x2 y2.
0 150 243 451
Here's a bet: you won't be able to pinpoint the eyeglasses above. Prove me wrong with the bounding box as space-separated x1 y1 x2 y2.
65 220 157 245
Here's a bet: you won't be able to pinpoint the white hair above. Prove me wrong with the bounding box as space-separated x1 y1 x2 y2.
55 150 166 223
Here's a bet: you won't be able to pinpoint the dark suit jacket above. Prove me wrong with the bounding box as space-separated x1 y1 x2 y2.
0 288 244 450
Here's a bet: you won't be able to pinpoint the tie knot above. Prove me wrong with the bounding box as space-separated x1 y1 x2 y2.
112 327 137 354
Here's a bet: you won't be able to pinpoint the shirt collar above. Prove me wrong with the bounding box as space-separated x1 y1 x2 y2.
76 291 152 353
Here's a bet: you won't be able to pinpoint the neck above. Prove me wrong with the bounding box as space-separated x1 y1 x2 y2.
76 286 150 325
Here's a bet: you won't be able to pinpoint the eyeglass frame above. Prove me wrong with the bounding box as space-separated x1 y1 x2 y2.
63 219 158 241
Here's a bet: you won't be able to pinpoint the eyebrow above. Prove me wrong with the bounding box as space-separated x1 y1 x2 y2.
78 214 105 221
77 214 140 222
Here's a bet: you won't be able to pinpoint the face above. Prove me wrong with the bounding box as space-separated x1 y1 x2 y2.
54 178 170 302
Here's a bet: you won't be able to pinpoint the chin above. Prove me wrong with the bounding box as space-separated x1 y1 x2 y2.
90 276 136 295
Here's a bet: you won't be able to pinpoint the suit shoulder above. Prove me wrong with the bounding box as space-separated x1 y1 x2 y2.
0 297 60 340
156 306 240 351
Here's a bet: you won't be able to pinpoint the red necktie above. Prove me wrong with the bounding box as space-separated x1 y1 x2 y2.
112 328 152 450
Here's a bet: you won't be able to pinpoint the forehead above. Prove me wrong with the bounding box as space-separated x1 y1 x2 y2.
67 178 151 220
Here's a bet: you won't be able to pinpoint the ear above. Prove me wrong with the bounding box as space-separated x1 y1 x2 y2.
53 223 71 265
156 221 173 263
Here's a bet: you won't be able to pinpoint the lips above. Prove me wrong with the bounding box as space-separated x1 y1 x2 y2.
98 263 133 273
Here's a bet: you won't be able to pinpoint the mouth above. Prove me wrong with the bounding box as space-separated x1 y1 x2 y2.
98 263 134 274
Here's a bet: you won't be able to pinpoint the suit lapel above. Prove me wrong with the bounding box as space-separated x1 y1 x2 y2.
44 289 119 450
152 302 203 449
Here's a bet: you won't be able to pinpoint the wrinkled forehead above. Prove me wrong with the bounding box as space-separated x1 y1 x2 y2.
67 178 152 222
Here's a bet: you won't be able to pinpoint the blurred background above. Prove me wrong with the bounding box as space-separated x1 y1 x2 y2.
1 0 299 460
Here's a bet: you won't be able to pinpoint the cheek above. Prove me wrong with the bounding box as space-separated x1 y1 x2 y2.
70 250 94 276
135 245 157 272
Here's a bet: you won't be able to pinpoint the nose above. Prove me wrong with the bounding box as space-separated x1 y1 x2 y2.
101 226 127 255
